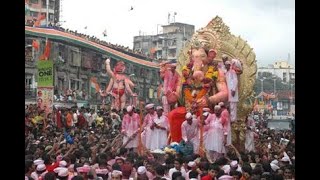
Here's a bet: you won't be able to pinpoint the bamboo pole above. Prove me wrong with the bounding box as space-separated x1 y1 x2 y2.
198 107 204 157
138 100 144 156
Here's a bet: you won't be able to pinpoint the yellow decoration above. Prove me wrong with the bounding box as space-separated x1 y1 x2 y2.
205 66 218 80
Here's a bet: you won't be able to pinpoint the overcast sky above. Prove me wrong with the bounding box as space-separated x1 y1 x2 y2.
61 0 294 66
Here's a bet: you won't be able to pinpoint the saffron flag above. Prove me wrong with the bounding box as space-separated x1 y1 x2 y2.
32 40 39 50
40 40 51 60
90 77 100 93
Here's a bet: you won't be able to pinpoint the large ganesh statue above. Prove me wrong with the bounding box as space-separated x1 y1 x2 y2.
103 58 137 111
168 16 257 151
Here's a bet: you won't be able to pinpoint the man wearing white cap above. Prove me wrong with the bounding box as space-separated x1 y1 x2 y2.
31 163 47 180
225 60 239 122
57 167 69 180
186 161 197 180
230 160 242 173
137 166 148 179
121 105 141 151
204 105 228 161
218 175 234 180
219 102 231 146
148 106 169 150
141 103 157 148
181 112 200 153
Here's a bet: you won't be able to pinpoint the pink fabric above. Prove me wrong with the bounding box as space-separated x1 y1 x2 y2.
181 119 199 142
107 159 115 166
121 113 140 148
121 113 140 133
146 171 155 179
181 119 200 153
221 108 231 145
163 70 179 93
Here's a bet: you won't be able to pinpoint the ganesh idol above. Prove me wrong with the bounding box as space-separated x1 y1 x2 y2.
177 37 228 114
104 58 137 111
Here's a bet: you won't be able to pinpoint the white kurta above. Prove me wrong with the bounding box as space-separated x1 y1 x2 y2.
226 69 239 122
148 115 169 150
226 69 239 102
142 112 157 148
204 114 227 153
181 119 200 153
245 117 256 152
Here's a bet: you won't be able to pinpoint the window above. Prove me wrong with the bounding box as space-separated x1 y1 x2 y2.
71 50 81 67
58 78 65 93
49 13 54 22
49 1 55 9
258 72 262 77
25 76 32 88
134 42 141 49
30 11 38 18
30 0 39 4
290 73 295 79
283 72 287 82
142 42 149 49
41 0 47 7
70 79 80 90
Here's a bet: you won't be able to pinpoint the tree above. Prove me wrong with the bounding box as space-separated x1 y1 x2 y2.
254 76 293 95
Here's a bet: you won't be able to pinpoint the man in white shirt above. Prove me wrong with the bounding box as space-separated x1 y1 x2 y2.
225 61 239 122
168 158 187 178
181 112 200 153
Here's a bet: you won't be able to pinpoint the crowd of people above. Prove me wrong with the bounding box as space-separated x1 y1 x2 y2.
25 101 295 180
54 89 89 103
25 22 156 62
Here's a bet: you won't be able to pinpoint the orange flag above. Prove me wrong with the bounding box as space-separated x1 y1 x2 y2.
32 40 39 50
40 40 51 60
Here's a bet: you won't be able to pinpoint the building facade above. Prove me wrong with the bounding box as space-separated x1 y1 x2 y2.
25 27 161 107
257 61 295 83
25 0 60 26
133 22 195 62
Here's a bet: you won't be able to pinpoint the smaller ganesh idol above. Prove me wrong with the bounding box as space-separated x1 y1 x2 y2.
104 58 137 111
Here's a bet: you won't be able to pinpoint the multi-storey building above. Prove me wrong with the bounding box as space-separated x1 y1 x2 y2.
25 26 161 107
25 0 60 26
133 22 195 62
257 61 295 83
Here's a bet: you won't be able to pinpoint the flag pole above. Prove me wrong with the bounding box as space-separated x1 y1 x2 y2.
138 99 144 156
46 0 49 27
199 106 204 157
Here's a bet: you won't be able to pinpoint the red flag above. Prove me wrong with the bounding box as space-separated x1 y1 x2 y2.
40 40 51 60
32 40 39 50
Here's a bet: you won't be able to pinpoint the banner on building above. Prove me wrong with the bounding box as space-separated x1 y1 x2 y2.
37 87 54 115
37 60 53 87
